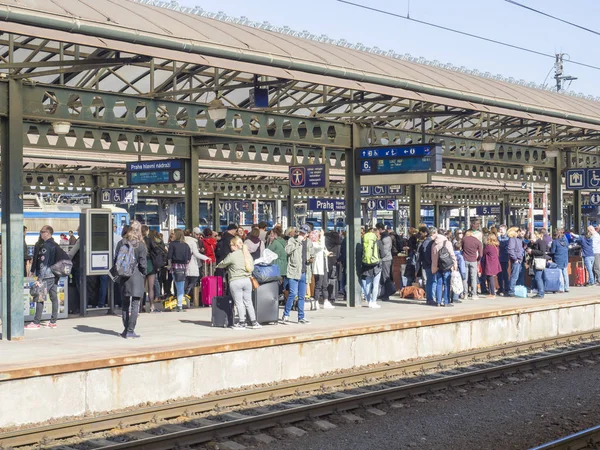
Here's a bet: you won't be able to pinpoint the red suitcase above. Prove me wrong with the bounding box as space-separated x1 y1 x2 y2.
201 262 222 306
575 261 586 286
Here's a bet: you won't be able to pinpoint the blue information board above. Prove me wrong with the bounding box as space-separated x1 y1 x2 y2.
565 168 600 190
360 185 405 197
356 144 442 175
127 159 184 185
289 164 328 189
308 198 346 211
476 205 501 215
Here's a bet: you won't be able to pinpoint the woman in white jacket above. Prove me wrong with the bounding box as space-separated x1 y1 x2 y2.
311 230 334 310
184 232 210 300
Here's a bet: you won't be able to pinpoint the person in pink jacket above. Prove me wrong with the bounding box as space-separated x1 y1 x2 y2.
431 228 457 307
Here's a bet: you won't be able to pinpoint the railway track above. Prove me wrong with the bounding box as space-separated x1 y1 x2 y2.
3 331 600 450
531 424 600 450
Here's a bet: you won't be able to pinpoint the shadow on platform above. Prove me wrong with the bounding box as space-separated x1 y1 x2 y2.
74 324 121 337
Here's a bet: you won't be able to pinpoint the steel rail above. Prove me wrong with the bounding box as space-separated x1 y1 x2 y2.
529 424 600 450
1 330 599 449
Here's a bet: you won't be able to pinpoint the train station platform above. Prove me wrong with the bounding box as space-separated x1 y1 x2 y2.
1 289 600 429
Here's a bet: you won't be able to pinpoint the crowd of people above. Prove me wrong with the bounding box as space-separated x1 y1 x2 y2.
399 220 600 306
22 217 600 337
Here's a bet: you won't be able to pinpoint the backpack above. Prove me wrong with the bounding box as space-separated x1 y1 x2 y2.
450 270 464 295
438 245 454 272
115 241 136 277
50 245 73 277
150 241 167 270
362 232 380 265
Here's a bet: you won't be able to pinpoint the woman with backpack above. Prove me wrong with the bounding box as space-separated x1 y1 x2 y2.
167 229 192 312
114 220 147 339
143 229 167 312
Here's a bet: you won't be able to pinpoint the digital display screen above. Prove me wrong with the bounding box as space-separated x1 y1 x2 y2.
130 171 171 184
91 214 109 252
356 144 442 176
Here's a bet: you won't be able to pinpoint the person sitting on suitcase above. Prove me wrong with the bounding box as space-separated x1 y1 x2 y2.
216 236 261 330
281 224 314 324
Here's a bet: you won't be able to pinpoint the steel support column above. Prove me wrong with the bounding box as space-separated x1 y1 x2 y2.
1 80 24 340
409 185 422 227
501 194 509 226
433 201 440 228
345 124 362 308
550 155 563 231
213 194 220 232
185 144 199 230
286 193 294 230
573 192 582 233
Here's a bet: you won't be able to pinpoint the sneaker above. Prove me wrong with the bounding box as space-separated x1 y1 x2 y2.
281 315 291 325
368 302 381 309
126 332 141 339
298 318 311 324
46 322 57 328
250 322 262 329
323 300 335 309
176 307 186 312
472 295 480 300
487 295 496 299
25 323 41 329
532 294 544 299
231 323 247 330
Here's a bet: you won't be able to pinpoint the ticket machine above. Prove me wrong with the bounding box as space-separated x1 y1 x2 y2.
79 209 113 315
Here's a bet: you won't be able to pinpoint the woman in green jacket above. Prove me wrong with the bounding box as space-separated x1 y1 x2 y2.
268 226 288 293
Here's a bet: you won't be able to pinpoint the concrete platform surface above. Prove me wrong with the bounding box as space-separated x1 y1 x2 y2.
1 289 599 381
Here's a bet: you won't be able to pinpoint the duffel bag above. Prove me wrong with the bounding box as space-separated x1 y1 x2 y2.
252 264 281 284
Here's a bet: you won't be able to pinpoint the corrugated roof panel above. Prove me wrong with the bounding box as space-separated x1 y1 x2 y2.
2 0 600 128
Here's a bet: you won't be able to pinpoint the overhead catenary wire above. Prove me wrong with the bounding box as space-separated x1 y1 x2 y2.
335 0 600 72
505 0 600 37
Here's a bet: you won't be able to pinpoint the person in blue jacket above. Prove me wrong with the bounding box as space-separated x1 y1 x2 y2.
550 229 569 293
497 225 510 295
574 230 595 286
505 227 524 297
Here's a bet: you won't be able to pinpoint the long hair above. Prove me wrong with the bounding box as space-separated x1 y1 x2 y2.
486 233 500 247
173 229 185 242
232 236 253 272
125 220 143 244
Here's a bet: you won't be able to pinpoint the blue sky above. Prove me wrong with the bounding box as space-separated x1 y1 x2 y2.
179 0 600 97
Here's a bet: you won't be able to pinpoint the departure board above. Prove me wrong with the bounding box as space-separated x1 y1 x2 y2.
356 144 442 176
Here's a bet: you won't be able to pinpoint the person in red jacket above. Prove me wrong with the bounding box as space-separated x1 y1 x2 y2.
201 227 217 264
482 233 501 298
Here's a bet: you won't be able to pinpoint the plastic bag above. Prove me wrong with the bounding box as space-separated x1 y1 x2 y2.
254 248 278 265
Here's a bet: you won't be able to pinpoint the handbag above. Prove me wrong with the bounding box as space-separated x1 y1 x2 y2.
534 258 546 271
250 276 260 290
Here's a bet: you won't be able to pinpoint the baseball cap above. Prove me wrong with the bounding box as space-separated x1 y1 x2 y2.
299 224 310 234
192 227 201 234
227 223 238 231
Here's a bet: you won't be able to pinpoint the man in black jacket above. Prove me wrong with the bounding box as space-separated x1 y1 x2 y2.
25 225 60 329
215 224 238 264
376 223 394 301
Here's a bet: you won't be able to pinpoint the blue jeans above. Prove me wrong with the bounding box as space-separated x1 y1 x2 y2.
284 272 307 320
435 270 451 305
559 267 569 292
175 280 185 308
499 261 509 293
534 269 544 297
360 272 382 303
517 260 525 286
424 267 437 303
508 261 521 295
584 256 595 285
98 275 108 308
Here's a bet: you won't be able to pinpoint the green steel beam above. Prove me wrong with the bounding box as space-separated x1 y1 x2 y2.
1 80 24 340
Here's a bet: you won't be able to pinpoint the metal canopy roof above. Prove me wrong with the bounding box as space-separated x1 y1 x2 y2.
0 0 599 130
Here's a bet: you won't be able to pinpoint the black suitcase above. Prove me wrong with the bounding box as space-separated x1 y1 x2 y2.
252 281 279 324
211 295 234 327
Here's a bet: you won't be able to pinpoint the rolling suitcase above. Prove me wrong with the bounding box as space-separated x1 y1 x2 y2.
575 261 586 286
252 280 280 324
211 295 234 327
201 261 222 306
543 268 562 293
